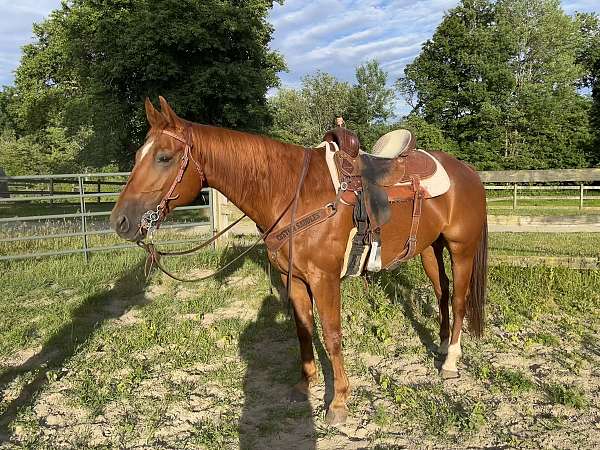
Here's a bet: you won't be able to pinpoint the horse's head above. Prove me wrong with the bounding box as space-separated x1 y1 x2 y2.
110 97 204 241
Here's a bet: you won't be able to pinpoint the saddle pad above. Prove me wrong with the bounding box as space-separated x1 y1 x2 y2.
318 142 450 199
398 150 450 198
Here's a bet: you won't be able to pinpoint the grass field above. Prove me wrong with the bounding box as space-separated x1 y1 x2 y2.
0 235 599 449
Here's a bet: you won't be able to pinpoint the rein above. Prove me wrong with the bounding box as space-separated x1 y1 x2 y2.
136 129 317 300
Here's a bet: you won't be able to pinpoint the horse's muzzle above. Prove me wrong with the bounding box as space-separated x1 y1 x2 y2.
110 207 146 242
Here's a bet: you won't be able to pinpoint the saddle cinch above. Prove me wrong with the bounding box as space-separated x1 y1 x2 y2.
321 127 449 276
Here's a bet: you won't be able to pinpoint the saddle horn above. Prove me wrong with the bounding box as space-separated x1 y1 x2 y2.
323 127 361 157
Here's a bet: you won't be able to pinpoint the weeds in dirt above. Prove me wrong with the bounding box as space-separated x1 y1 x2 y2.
377 375 488 437
545 383 587 408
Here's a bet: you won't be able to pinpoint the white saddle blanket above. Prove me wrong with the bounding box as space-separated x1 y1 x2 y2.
318 142 450 198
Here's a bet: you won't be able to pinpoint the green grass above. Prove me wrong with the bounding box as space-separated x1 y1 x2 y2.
0 237 599 448
489 233 600 257
544 383 587 408
377 376 488 436
486 192 600 216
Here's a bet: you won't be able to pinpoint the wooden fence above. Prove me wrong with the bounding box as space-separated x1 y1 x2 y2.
479 168 600 210
2 168 600 263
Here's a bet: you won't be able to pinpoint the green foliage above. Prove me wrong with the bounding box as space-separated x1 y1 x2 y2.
578 13 600 164
345 60 396 149
269 60 397 150
269 71 351 146
398 115 458 153
545 383 587 408
1 0 284 174
399 0 595 169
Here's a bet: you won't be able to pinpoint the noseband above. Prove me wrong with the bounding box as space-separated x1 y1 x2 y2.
139 127 205 239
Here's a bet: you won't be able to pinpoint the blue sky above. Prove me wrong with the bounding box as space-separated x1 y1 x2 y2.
1 0 597 111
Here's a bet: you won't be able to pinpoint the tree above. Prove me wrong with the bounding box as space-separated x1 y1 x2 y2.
4 0 284 173
399 115 458 154
579 13 600 164
269 61 397 150
398 0 593 169
269 72 351 146
346 60 396 150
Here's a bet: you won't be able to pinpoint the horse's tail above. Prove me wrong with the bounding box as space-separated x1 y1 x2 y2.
467 218 488 338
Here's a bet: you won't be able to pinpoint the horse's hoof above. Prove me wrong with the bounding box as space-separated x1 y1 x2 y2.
289 386 309 403
325 407 348 425
440 369 460 380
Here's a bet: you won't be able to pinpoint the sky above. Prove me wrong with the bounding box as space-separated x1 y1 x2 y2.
0 0 598 113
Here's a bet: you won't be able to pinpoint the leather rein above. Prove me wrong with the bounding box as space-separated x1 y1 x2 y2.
135 126 320 295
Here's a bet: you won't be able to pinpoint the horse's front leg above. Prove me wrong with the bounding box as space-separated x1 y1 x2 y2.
281 274 318 402
309 272 349 425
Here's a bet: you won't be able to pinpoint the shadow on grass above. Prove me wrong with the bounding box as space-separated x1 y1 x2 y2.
238 294 317 449
206 243 329 448
373 266 440 359
0 260 149 441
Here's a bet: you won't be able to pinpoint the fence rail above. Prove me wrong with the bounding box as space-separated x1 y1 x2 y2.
0 172 216 262
479 169 600 210
2 167 600 262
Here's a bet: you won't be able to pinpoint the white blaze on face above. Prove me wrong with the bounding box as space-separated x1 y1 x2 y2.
139 140 154 161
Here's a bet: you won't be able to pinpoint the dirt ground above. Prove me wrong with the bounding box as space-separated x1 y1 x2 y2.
0 250 599 449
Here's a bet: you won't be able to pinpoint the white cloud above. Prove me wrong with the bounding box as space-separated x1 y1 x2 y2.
0 0 597 101
269 0 598 115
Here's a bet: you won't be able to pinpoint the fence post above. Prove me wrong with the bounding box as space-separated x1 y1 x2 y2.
97 180 101 204
78 176 89 262
49 179 54 205
210 189 229 247
209 189 216 250
216 192 230 247
579 183 584 210
513 183 518 209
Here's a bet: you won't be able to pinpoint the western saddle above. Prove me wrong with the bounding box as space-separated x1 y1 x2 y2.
322 127 436 273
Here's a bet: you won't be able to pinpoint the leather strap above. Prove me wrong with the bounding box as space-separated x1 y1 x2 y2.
385 176 424 270
141 149 318 294
264 204 336 252
286 149 313 300
138 126 205 235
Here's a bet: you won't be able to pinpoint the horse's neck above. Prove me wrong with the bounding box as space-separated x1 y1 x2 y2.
194 126 312 230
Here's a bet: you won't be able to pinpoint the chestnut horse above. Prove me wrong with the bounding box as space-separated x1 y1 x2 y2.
110 97 488 425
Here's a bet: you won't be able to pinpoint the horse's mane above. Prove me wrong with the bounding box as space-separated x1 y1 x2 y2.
188 122 308 202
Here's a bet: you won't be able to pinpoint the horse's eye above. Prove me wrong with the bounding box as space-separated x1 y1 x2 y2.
157 154 172 163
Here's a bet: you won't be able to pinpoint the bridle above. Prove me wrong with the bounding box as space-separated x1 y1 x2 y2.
138 127 205 240
134 125 321 298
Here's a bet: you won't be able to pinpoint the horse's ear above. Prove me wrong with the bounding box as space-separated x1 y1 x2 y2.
145 97 165 128
159 96 178 127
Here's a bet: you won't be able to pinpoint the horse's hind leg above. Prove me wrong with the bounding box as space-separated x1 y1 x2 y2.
282 275 318 402
441 242 476 379
420 240 451 354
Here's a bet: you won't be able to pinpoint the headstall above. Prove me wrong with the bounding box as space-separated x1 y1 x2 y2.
138 127 205 240
134 130 325 295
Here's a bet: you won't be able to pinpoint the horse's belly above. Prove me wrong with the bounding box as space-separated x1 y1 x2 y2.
379 196 448 266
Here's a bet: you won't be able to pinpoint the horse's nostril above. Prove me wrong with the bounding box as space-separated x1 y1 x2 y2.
117 215 130 233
